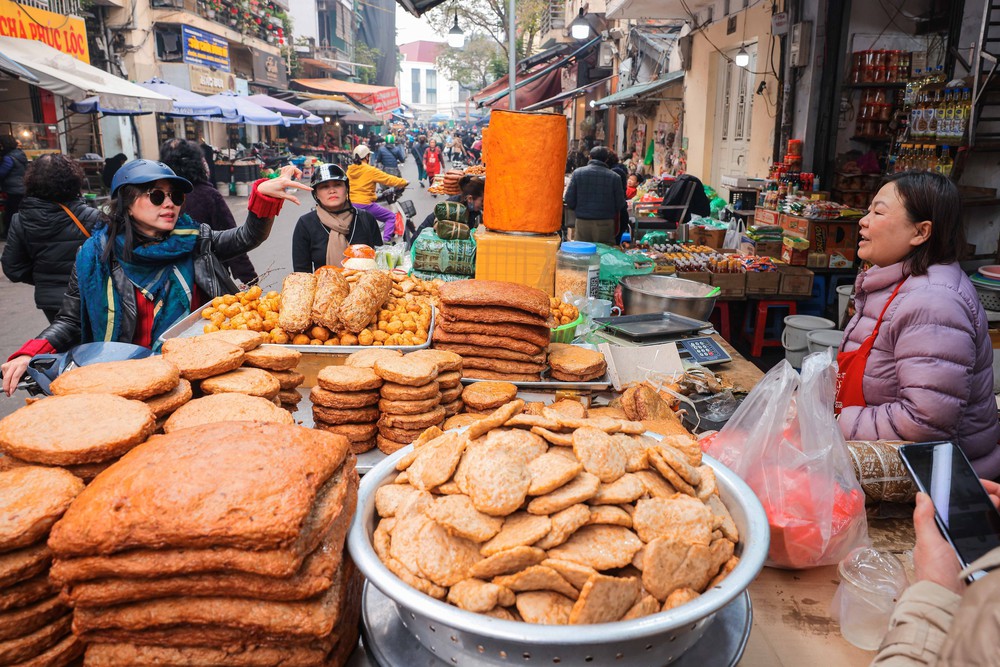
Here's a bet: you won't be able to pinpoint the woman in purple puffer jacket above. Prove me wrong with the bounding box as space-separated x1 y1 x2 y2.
836 171 1000 478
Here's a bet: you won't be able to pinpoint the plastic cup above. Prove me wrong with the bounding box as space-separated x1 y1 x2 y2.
833 547 908 650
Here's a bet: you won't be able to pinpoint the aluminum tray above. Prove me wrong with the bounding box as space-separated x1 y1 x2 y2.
347 431 770 667
460 344 611 391
359 583 752 667
157 302 434 354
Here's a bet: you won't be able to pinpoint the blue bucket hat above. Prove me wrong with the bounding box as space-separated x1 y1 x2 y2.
110 159 193 198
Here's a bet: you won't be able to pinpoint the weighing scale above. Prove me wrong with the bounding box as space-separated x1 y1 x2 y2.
592 314 733 366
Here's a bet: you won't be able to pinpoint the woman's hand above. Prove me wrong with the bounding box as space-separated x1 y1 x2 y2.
912 492 965 594
257 165 312 206
1 355 31 397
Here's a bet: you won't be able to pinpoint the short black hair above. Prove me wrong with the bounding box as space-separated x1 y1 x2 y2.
882 170 965 275
589 145 610 162
459 175 485 199
0 135 16 154
159 138 208 185
24 154 85 202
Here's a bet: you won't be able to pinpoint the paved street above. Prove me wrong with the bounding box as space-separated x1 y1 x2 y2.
0 150 443 419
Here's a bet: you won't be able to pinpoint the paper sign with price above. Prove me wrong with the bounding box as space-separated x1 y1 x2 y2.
0 0 89 63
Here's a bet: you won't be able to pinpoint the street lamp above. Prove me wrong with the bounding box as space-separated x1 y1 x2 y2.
570 8 590 40
735 46 750 68
447 11 465 49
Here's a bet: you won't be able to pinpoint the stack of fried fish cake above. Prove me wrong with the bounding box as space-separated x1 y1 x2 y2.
373 354 445 455
47 422 361 667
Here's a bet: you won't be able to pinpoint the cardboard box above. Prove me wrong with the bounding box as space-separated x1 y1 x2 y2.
807 252 829 269
474 228 560 295
778 265 815 296
754 207 781 226
677 271 711 285
710 272 747 298
829 252 854 268
779 215 860 258
781 235 809 266
689 226 726 249
755 239 784 259
746 271 781 295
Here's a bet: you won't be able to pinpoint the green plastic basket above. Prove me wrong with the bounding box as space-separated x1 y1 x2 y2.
550 312 584 343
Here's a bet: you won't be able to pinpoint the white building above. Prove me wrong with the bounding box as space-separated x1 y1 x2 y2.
398 40 465 120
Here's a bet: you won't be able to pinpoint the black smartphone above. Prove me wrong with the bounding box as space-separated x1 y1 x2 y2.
898 441 1000 570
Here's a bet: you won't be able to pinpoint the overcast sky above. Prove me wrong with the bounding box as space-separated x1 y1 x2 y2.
396 5 446 45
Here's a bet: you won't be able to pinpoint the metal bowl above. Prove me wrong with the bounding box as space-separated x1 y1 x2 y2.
347 433 769 667
621 275 719 321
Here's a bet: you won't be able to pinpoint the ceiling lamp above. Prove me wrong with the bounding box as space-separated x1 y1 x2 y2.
735 46 750 68
570 8 590 40
447 11 466 49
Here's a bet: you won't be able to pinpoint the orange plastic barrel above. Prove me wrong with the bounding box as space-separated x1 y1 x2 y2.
482 110 568 234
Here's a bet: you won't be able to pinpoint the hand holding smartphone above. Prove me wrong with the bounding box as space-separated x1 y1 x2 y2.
899 442 1000 572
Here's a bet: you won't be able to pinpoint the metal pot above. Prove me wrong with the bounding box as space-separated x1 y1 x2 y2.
621 274 719 321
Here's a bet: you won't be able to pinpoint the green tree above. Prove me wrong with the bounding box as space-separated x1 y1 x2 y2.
436 34 504 90
354 42 381 85
425 0 547 66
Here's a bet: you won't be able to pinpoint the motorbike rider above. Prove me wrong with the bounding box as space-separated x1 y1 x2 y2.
347 145 408 243
291 163 382 273
1 159 307 396
374 134 406 177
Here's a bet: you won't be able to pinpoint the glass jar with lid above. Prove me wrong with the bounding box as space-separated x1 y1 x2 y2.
555 241 601 299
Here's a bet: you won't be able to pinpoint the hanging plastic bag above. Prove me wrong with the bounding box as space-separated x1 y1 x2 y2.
703 350 869 568
723 217 747 251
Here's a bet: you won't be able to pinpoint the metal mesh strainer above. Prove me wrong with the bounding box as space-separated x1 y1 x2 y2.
347 436 770 667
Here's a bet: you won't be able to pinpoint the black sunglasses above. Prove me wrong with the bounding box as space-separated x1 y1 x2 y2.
143 188 185 206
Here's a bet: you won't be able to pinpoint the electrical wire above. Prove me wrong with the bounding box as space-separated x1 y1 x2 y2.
866 0 906 52
13 1 72 31
678 0 777 78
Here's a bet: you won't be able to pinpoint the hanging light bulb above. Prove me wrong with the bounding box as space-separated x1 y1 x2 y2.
447 10 465 48
570 8 590 40
735 46 750 68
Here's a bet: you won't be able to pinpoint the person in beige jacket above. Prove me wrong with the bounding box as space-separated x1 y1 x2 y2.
872 479 1000 665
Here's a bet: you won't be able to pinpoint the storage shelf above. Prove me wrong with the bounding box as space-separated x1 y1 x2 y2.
842 82 908 89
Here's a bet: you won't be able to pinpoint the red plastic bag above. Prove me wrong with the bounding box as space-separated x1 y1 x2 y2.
704 351 869 569
394 211 404 237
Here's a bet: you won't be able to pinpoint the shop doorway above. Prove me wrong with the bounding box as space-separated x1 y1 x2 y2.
712 44 756 188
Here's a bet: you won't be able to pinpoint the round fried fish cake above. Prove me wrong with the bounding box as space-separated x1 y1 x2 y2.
345 348 403 369
242 346 302 371
200 368 281 400
376 435 409 455
313 422 378 443
0 395 155 465
269 370 306 391
378 395 442 415
407 349 463 373
163 394 294 433
143 379 193 419
50 357 179 401
380 381 440 401
374 357 438 387
193 330 267 351
312 405 380 425
316 366 383 392
462 381 518 411
0 468 84 553
310 387 380 409
162 339 244 381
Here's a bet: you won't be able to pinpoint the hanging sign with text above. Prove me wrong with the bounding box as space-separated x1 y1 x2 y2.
0 0 89 63
181 25 230 72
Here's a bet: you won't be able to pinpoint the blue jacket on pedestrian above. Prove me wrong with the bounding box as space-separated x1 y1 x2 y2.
375 145 405 171
564 159 626 220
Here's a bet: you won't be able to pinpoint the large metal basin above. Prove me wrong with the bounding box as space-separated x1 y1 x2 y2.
621 274 719 321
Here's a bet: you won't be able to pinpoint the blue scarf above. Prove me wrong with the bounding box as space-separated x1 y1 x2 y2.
76 215 199 350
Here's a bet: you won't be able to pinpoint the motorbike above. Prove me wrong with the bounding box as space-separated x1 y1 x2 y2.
1 342 151 397
374 185 416 241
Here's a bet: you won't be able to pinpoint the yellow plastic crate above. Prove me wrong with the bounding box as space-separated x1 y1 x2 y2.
474 228 560 296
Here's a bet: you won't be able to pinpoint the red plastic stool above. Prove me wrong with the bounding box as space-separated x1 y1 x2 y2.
709 302 731 342
742 300 798 357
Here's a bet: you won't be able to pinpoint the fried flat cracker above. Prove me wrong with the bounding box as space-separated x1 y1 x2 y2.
414 519 483 587
572 427 626 483
546 400 587 419
494 566 578 599
375 485 424 518
533 504 590 550
467 400 525 440
659 434 703 468
697 466 718 501
622 595 661 621
484 429 547 465
611 434 650 472
507 415 562 430
708 556 740 589
633 470 678 499
641 537 714 601
633 497 713 546
587 506 633 528
444 414 485 431
481 513 552 556
527 453 583 496
706 495 739 543
527 472 600 515
648 448 697 496
531 427 573 447
426 495 504 543
662 588 700 612
590 473 645 505
447 579 515 613
569 574 641 625
546 526 643 570
541 559 598 591
464 443 530 517
469 547 547 579
515 591 573 625
406 432 468 492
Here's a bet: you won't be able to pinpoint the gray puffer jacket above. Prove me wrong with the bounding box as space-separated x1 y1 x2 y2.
838 261 1000 478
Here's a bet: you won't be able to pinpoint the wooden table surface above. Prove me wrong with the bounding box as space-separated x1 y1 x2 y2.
710 337 914 665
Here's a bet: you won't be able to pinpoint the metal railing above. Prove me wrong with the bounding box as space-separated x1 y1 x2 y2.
19 0 84 16
539 0 566 41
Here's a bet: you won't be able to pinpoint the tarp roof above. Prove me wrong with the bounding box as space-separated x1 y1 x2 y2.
0 36 171 113
393 0 449 17
593 70 685 108
291 79 400 116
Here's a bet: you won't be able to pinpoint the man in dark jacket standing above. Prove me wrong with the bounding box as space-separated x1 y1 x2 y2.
564 146 626 245
0 135 28 240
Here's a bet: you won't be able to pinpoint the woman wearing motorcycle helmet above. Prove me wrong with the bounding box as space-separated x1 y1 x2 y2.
1 160 307 396
347 144 408 243
292 163 382 273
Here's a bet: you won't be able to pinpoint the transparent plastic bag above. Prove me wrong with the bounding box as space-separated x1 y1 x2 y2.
703 350 869 568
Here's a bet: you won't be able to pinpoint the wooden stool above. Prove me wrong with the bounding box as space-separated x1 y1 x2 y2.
742 300 798 357
710 302 732 342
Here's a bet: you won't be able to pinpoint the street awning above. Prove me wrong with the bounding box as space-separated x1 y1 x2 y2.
246 94 324 124
341 109 381 125
0 51 39 83
0 36 172 113
522 75 616 112
299 98 359 116
196 92 285 125
291 79 400 116
137 78 227 117
592 70 685 108
393 0 449 17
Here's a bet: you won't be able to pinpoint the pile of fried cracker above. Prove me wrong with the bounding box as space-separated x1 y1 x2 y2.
372 399 740 625
0 466 85 666
47 422 361 667
432 280 552 382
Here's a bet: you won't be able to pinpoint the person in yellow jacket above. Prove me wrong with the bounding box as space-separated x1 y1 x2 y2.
346 144 408 242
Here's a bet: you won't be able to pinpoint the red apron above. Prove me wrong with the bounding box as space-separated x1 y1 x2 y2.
835 279 905 413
